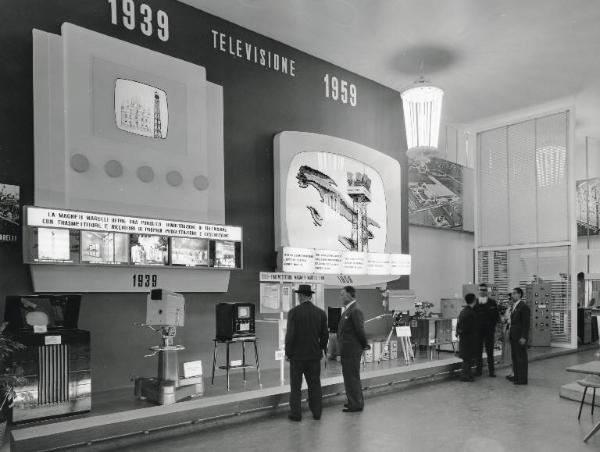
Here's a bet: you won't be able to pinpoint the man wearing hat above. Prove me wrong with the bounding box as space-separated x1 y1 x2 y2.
285 284 328 421
337 285 370 412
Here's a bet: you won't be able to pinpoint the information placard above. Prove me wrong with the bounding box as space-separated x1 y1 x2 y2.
342 251 368 275
314 249 342 274
281 247 315 273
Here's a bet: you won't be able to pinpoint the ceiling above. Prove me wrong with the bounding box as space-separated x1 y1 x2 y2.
180 0 600 128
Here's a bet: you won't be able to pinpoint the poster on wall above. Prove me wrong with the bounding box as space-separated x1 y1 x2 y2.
0 183 20 242
576 177 600 236
408 157 464 230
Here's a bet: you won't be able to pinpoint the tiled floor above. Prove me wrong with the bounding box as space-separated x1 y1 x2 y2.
110 348 600 452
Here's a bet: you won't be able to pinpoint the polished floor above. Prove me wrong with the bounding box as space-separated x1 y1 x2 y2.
108 348 600 452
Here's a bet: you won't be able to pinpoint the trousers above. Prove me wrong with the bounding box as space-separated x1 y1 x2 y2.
289 359 322 418
476 329 496 374
341 354 364 410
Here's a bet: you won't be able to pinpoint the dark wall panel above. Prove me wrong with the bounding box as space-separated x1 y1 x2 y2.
0 0 407 392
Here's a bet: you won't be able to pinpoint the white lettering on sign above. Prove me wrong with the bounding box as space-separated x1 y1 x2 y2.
323 74 357 107
211 29 296 78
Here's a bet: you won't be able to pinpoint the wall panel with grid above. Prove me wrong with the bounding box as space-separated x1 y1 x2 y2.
478 128 509 246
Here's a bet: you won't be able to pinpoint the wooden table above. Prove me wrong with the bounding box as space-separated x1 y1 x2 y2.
566 360 600 442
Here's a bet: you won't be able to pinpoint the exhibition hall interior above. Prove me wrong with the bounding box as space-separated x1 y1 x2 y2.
1 0 600 450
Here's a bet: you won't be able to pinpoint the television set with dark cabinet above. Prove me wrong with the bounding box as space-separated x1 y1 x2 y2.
4 294 91 423
215 303 255 341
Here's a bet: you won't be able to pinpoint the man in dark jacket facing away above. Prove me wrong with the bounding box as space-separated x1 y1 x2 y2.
457 293 477 382
474 283 500 377
285 285 328 421
337 286 370 412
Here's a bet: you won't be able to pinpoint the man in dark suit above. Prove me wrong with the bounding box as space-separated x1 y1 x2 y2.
507 287 530 385
285 285 328 421
337 286 370 412
457 293 477 382
474 283 500 377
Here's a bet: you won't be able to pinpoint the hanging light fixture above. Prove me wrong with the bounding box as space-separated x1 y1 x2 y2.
401 76 445 160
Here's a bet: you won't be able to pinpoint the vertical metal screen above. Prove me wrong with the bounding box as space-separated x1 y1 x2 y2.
477 111 572 344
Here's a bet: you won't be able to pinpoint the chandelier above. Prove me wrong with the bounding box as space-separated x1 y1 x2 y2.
401 77 445 160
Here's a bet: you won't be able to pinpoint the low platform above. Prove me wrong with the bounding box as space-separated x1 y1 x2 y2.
10 346 583 452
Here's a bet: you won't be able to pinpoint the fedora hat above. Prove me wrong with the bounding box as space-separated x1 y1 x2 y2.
294 284 315 296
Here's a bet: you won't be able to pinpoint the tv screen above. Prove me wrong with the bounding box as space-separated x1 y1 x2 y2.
170 237 209 267
213 240 237 268
35 227 82 263
114 79 168 139
129 234 169 266
237 305 250 319
4 295 81 331
81 231 129 264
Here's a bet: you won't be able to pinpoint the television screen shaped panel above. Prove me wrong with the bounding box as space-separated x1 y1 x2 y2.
274 132 402 255
33 24 224 225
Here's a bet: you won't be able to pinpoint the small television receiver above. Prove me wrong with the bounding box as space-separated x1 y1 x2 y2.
130 234 169 266
4 294 82 332
215 302 255 341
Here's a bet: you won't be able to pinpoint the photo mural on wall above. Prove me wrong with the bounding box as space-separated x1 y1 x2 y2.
0 183 19 242
287 152 387 253
576 178 600 236
408 157 464 230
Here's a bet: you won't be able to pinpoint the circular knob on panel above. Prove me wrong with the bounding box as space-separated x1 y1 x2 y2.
137 165 155 183
105 160 123 178
70 154 90 173
193 175 210 191
166 171 183 187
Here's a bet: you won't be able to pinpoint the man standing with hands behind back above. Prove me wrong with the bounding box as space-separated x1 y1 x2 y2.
285 285 328 422
337 286 370 413
507 287 530 385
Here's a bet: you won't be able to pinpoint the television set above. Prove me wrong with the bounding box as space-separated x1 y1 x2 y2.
215 303 255 341
130 234 169 266
170 237 208 267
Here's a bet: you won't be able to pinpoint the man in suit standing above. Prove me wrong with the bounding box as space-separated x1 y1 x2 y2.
474 283 500 377
337 286 370 412
507 287 530 385
457 293 477 382
285 285 328 421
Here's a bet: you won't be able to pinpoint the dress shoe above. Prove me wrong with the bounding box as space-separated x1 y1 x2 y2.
288 414 301 422
505 375 515 382
489 373 496 377
513 381 527 385
313 415 321 420
343 407 363 412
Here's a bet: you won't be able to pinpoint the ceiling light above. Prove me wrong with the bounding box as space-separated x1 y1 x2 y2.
401 77 445 160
